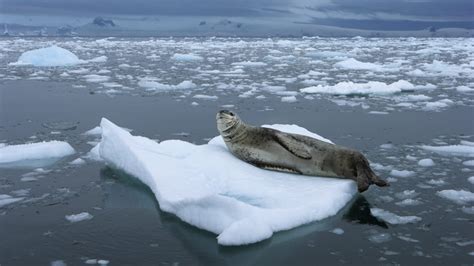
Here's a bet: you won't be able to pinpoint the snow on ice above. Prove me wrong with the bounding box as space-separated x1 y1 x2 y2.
370 208 422 224
97 118 355 246
9 46 85 67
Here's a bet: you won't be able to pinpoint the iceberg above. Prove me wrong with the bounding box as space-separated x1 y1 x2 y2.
9 45 85 67
300 80 415 96
0 141 75 167
98 118 356 246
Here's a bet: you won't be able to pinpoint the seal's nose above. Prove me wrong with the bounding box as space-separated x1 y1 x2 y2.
219 110 234 116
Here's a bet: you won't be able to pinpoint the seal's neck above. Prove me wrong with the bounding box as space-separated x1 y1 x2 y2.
222 119 248 143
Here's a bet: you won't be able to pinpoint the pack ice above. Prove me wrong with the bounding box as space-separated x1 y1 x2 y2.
98 118 356 246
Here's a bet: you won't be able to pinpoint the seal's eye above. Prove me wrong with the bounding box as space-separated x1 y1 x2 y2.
230 112 234 116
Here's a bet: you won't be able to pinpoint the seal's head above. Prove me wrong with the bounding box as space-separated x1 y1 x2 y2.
216 110 243 141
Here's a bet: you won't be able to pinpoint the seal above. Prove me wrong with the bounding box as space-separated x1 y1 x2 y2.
216 110 388 192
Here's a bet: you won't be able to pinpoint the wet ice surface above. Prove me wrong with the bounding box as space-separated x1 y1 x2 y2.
0 37 473 265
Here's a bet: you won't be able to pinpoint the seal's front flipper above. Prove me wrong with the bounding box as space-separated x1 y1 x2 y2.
273 132 312 160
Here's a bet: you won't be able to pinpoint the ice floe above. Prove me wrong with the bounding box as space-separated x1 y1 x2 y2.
0 141 75 166
436 190 474 205
370 208 422 224
9 45 85 67
300 80 415 95
97 118 355 246
421 143 474 157
418 158 435 167
171 53 203 61
65 212 94 223
0 194 24 208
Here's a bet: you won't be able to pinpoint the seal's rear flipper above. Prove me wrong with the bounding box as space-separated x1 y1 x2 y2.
372 176 389 187
357 176 370 193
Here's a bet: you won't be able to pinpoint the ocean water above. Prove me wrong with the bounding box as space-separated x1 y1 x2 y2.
0 37 473 265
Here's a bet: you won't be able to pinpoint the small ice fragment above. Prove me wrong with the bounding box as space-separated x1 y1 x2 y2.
463 160 474 167
421 144 474 157
65 212 93 223
436 190 474 205
171 53 203 61
69 158 86 165
370 208 421 224
390 169 415 178
468 176 474 185
395 199 422 206
281 96 297 103
331 228 344 235
368 233 392 243
0 194 24 208
418 158 435 167
380 143 394 149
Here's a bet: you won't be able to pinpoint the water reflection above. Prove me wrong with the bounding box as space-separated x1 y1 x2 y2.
343 195 388 228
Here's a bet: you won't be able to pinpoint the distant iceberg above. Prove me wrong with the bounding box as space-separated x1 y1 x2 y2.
97 118 356 246
9 45 85 67
9 45 106 67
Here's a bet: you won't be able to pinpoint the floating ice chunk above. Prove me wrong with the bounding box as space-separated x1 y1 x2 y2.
65 212 93 223
171 53 203 61
88 56 107 63
418 158 435 167
463 160 474 166
331 228 344 235
370 208 421 224
85 144 102 161
427 179 446 186
421 143 474 157
175 80 197 90
423 99 454 111
396 199 422 206
390 169 415 178
83 74 109 83
0 141 75 165
83 126 102 136
231 61 267 67
368 232 392 243
69 158 86 165
281 96 297 103
138 79 197 91
395 190 419 200
98 118 355 245
334 58 392 72
380 143 394 149
437 190 474 205
369 111 389 115
468 176 474 185
457 86 474 92
192 94 218 100
0 194 24 208
300 80 414 96
9 45 85 67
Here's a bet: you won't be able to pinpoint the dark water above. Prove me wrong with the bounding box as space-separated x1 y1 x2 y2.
1 37 474 265
1 79 473 265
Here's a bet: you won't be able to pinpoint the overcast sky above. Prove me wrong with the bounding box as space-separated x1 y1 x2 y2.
1 0 473 30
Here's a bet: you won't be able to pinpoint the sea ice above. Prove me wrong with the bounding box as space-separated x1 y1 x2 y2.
370 208 422 224
65 212 93 223
0 194 24 208
97 118 355 245
468 176 474 185
334 58 387 72
0 141 75 164
9 45 85 67
300 80 414 96
390 169 415 178
171 53 203 61
418 158 435 167
421 143 474 157
436 190 474 205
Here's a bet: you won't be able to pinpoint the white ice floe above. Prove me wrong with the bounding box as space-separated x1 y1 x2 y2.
69 158 86 165
370 208 422 224
83 74 109 83
193 94 218 100
390 169 415 178
0 194 24 208
418 158 435 167
421 143 474 157
9 45 85 67
456 86 474 92
88 56 107 63
97 118 355 246
334 58 388 72
300 80 415 96
171 53 203 61
331 228 344 235
395 199 422 206
462 160 474 166
281 96 297 103
138 79 197 91
468 176 474 185
231 61 267 67
437 190 474 205
65 212 93 223
0 141 75 164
